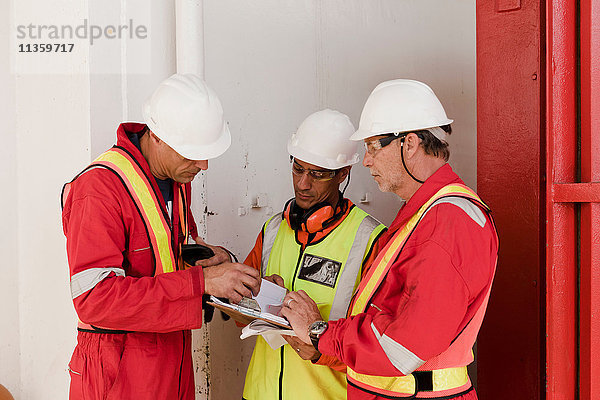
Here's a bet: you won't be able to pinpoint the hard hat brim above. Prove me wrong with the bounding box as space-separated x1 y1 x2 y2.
178 123 232 160
148 121 232 161
288 141 359 169
350 119 453 141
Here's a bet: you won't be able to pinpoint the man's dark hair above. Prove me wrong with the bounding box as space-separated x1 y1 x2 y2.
415 124 451 162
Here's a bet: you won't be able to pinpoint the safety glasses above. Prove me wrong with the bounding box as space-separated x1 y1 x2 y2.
364 134 406 156
364 132 427 156
291 158 337 181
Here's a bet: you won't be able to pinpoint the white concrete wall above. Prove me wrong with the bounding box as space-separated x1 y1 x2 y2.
0 0 20 394
202 1 476 398
1 1 475 399
2 1 92 398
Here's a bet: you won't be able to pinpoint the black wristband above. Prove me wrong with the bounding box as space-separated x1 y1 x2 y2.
310 336 320 351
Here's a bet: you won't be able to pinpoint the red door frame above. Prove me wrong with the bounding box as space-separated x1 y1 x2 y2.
476 0 544 398
546 3 600 397
577 2 600 398
546 0 578 397
477 0 600 398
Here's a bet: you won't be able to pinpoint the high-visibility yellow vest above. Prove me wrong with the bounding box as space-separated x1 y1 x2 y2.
243 206 385 400
347 184 496 399
63 147 190 332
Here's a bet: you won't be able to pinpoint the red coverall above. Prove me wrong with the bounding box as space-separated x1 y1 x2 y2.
318 164 498 400
62 123 205 400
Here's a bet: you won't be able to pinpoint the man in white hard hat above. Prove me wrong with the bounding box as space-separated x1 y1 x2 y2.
242 109 386 400
282 80 499 400
61 74 261 400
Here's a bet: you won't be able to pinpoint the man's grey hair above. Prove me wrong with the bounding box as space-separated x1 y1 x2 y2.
416 125 451 162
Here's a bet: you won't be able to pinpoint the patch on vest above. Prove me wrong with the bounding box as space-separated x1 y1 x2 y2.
297 254 342 288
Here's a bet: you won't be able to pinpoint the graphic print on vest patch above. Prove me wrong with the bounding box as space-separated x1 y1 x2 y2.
297 254 342 288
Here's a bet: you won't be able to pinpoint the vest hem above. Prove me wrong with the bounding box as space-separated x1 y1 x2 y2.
347 378 474 399
77 327 131 334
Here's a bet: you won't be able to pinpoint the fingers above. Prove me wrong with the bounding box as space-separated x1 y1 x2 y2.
235 281 254 300
195 248 230 267
287 290 311 302
283 290 309 308
227 291 243 305
282 294 295 310
203 262 261 301
281 290 323 345
264 274 285 288
272 274 285 287
279 306 311 345
192 240 233 267
238 264 261 295
229 264 260 300
284 290 320 315
195 256 221 267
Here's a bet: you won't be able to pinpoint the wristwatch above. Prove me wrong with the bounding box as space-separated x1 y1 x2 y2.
308 320 329 350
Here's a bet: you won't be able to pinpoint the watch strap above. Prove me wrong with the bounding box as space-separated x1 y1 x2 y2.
310 334 320 350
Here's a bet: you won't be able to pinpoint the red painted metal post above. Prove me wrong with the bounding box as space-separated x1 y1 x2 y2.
579 0 600 398
479 0 599 397
476 1 543 398
545 0 578 398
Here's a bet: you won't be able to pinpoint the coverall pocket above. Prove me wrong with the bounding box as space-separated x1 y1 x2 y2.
105 333 161 400
69 341 125 400
70 333 127 400
101 343 126 399
68 356 85 400
125 234 153 275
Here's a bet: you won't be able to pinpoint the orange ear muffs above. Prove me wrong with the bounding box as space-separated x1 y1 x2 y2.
304 205 335 232
283 198 337 234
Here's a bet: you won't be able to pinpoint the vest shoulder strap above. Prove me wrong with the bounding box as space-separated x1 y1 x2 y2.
94 148 177 275
350 184 489 316
64 148 177 275
261 213 284 277
328 209 385 320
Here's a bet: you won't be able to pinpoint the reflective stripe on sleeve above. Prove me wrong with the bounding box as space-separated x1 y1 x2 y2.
423 197 487 228
70 267 126 299
261 213 283 277
328 215 381 320
371 322 425 375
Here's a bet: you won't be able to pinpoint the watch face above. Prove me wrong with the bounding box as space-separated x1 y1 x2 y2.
310 320 328 336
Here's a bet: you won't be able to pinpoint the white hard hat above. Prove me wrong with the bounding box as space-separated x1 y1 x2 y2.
351 79 453 142
288 109 360 170
143 74 231 160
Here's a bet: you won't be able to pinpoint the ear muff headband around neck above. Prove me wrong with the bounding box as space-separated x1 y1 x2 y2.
283 194 346 233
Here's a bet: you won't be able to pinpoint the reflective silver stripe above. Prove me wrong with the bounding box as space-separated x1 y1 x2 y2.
70 267 125 299
424 196 487 228
261 213 283 277
329 214 382 320
371 322 425 375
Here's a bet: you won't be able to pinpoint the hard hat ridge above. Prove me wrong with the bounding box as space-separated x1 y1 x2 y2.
351 79 453 141
288 109 359 170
